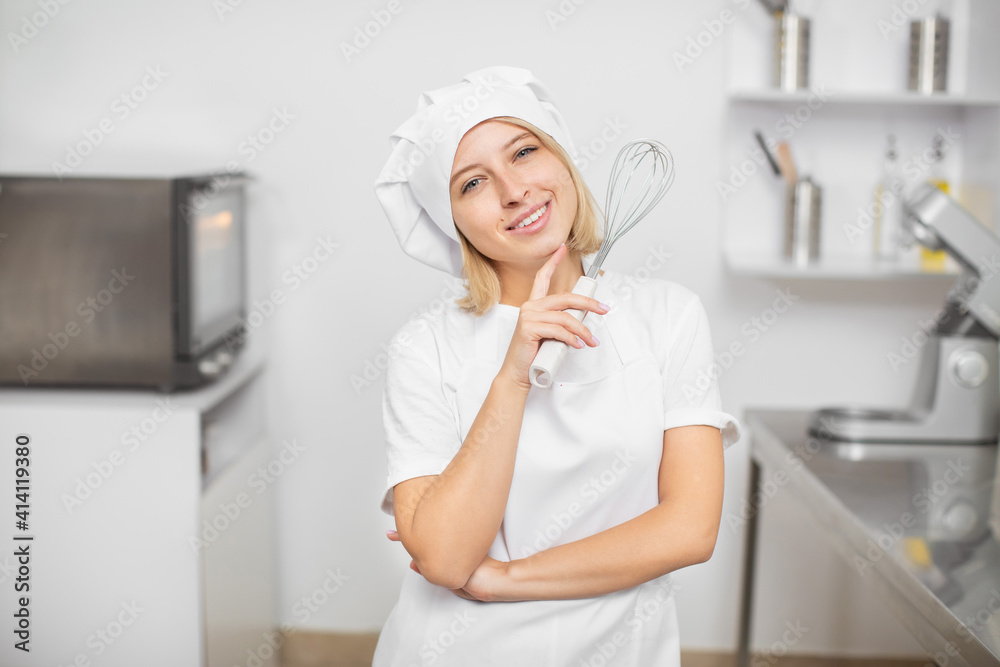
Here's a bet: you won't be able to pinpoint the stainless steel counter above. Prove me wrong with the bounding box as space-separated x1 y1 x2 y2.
737 408 1000 667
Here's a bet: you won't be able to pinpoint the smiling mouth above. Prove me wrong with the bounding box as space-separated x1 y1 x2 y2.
507 202 549 231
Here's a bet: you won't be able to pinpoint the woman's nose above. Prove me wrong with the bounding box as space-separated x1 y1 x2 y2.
494 169 529 206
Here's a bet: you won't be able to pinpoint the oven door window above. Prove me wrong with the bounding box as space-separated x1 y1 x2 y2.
187 188 244 355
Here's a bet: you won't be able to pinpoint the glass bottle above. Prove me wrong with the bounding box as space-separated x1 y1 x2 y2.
873 134 901 262
921 133 950 272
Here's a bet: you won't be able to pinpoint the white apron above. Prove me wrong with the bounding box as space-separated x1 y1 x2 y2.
374 276 680 666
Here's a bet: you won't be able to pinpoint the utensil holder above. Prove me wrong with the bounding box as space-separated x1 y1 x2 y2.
775 12 810 91
908 15 949 94
784 177 821 265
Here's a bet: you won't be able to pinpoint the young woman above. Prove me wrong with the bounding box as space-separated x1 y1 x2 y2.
372 66 741 666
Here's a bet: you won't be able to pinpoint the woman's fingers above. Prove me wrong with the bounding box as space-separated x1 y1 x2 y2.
383 529 419 575
498 244 612 389
527 243 567 302
529 320 593 349
531 292 609 316
451 588 477 601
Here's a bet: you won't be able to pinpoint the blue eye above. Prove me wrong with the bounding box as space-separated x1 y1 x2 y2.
461 177 481 194
516 146 537 159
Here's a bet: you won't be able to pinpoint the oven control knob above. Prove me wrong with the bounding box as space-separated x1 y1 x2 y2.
950 350 989 388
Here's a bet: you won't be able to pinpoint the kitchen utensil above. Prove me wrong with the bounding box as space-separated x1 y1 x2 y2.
909 15 949 94
775 11 810 91
528 140 674 389
873 134 901 261
784 176 821 265
775 141 798 186
755 130 782 177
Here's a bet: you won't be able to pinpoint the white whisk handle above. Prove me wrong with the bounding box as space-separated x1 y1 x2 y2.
529 275 599 389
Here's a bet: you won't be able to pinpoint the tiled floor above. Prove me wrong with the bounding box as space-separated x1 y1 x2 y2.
278 632 927 667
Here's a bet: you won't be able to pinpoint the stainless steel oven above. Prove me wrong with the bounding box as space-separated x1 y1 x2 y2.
0 172 249 390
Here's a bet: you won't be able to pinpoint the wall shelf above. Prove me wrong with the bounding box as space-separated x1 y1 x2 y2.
725 250 962 281
728 89 1000 108
720 0 1000 282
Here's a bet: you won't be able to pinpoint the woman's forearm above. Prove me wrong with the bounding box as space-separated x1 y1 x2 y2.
408 373 530 588
501 500 716 601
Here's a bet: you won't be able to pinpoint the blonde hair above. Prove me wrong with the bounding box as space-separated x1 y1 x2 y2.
453 116 603 316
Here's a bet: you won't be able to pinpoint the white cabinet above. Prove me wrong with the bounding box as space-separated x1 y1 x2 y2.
720 0 1000 279
0 345 274 667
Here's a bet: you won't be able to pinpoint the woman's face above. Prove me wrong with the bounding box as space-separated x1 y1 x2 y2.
449 120 577 270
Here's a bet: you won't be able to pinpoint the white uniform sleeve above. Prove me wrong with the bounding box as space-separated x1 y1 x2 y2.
379 340 462 516
661 296 743 450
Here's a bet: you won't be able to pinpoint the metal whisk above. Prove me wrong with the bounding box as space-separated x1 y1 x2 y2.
529 139 675 389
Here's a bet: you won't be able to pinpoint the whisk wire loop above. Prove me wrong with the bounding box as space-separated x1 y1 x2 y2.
588 140 674 278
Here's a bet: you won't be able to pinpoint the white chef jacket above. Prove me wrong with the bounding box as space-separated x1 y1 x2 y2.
375 267 742 666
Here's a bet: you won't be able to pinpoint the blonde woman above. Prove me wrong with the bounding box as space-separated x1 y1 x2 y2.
373 66 741 666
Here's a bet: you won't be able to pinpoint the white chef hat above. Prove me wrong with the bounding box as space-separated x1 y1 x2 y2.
374 66 577 277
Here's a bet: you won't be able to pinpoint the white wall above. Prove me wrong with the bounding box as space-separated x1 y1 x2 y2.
1 0 953 658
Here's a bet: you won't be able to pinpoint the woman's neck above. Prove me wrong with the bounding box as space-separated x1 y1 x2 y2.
496 251 602 308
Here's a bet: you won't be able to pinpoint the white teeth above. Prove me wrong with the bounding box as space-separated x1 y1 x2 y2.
512 204 547 230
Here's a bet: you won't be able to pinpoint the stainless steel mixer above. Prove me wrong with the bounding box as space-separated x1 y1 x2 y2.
808 183 1000 544
809 183 1000 445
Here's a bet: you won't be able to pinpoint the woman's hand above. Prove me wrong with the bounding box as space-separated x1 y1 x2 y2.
387 529 511 602
450 556 510 602
500 243 609 392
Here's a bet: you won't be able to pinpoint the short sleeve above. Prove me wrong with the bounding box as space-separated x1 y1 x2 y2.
379 340 463 516
660 296 743 450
